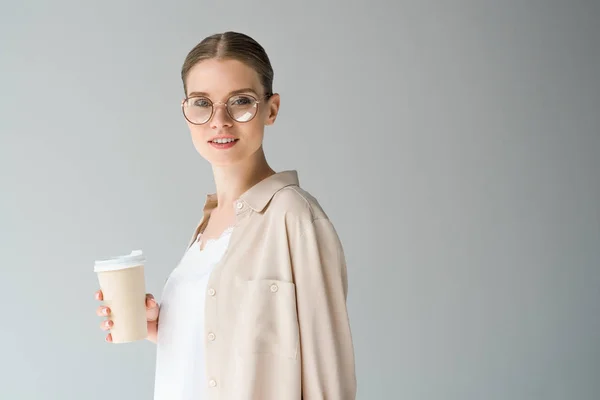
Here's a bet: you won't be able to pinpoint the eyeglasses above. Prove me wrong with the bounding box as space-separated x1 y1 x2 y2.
182 93 272 125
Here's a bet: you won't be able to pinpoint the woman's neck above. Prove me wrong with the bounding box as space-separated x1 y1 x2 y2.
211 146 275 212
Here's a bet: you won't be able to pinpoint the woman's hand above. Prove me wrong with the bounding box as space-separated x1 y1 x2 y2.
95 290 160 343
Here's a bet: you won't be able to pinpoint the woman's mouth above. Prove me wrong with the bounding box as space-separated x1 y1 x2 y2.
209 138 239 149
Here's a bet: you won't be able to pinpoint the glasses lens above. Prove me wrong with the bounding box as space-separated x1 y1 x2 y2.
184 97 212 124
227 95 258 122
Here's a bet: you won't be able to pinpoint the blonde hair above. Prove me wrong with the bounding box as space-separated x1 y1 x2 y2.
181 31 274 97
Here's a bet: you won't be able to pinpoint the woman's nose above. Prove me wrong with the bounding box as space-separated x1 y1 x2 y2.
210 103 234 129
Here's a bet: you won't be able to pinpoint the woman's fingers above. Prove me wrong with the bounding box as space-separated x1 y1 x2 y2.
96 306 110 317
100 319 113 331
96 289 113 343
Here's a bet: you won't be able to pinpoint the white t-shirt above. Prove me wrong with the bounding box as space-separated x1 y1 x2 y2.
153 227 233 400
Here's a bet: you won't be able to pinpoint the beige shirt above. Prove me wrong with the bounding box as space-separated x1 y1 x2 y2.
185 170 356 400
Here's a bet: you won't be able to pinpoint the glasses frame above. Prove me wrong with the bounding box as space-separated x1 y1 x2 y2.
181 93 273 125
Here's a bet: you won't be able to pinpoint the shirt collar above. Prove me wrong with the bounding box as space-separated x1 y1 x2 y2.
202 170 299 213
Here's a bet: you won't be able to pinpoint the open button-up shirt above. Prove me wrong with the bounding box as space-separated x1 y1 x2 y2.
185 170 356 399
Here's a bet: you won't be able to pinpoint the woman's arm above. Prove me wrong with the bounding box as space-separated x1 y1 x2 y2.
290 216 357 399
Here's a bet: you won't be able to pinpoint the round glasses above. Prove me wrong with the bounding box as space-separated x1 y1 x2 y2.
182 93 271 125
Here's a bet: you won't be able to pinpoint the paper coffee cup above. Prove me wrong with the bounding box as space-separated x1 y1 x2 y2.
94 250 148 343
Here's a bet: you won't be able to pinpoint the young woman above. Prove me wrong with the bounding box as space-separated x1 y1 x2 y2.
95 31 356 399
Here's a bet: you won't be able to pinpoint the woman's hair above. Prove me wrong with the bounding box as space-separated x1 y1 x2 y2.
181 31 274 97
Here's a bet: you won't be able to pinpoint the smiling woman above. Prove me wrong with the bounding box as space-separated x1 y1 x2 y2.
94 31 357 400
180 52 279 169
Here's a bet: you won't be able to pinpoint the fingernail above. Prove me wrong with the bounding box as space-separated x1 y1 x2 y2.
103 308 109 315
105 321 111 328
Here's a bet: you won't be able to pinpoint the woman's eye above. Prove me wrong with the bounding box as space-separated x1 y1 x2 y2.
230 96 253 106
193 98 211 107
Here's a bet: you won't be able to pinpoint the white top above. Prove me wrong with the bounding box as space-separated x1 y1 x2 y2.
153 227 233 400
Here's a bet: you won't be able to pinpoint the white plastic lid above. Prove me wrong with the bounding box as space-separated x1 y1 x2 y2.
94 250 146 272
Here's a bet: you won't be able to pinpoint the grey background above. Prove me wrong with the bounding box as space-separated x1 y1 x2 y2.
1 0 598 399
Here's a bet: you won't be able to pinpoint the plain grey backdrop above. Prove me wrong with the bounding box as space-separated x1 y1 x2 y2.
1 1 599 399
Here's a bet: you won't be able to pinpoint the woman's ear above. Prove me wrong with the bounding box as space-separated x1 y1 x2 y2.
264 93 280 126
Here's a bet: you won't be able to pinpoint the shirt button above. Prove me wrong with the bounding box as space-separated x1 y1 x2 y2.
208 288 216 296
236 201 244 210
270 283 278 293
208 332 216 341
209 379 217 387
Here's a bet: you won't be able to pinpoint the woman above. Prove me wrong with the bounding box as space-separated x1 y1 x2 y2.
95 31 356 399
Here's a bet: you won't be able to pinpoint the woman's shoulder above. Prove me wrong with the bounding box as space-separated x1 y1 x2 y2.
267 184 330 223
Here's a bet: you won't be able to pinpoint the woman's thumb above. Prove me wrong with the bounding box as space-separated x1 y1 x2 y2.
146 294 159 321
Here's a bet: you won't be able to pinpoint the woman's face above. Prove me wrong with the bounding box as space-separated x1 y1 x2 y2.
183 58 279 167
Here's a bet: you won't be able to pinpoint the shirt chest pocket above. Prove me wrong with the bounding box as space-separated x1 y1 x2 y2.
235 279 300 360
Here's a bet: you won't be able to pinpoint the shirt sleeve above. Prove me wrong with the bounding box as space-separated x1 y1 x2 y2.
289 216 357 399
